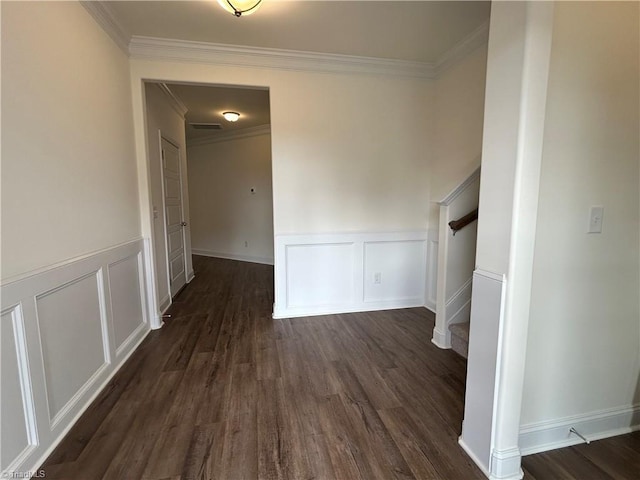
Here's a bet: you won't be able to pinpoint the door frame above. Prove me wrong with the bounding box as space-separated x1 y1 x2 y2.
157 132 188 301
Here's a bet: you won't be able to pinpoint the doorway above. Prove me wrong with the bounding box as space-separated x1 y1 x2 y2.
160 137 188 297
143 81 274 319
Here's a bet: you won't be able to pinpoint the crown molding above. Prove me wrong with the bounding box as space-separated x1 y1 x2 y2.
188 124 271 147
433 21 489 77
83 2 488 81
129 36 436 79
80 1 130 53
156 83 189 118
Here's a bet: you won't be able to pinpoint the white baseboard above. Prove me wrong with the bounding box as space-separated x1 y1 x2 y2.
273 298 425 319
159 294 171 313
519 404 640 456
431 325 450 349
424 300 436 313
192 249 274 266
490 447 523 480
24 326 149 477
186 270 195 283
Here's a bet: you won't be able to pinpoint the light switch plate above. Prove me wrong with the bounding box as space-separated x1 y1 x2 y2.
588 206 604 233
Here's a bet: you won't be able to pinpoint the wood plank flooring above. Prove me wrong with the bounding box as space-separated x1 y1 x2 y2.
40 256 639 479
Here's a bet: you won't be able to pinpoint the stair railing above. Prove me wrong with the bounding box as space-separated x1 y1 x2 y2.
448 209 478 235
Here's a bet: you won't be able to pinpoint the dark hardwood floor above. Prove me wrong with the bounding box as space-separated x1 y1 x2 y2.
41 256 639 479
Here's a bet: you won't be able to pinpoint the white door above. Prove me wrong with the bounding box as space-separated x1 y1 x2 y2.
161 138 187 297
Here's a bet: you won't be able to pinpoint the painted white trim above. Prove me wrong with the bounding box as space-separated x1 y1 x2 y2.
143 237 163 330
485 6 556 480
490 447 523 480
115 321 148 358
4 305 39 471
0 238 145 288
274 231 427 319
446 277 473 322
188 124 271 147
48 363 110 430
159 294 172 315
192 249 274 266
83 1 489 80
80 1 130 53
19 326 149 479
0 240 151 478
439 166 481 206
434 22 490 76
157 83 189 117
519 404 640 456
273 298 426 320
431 326 449 349
129 36 435 79
474 268 505 283
159 134 189 299
434 277 473 350
186 270 195 283
425 230 439 312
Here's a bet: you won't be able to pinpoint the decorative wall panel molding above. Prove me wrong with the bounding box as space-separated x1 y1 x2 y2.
273 231 427 319
0 239 150 476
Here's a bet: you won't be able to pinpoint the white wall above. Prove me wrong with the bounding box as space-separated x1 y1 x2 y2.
144 83 193 312
429 45 487 229
521 1 640 451
1 1 140 281
1 2 150 475
130 62 432 239
188 131 274 264
129 57 433 316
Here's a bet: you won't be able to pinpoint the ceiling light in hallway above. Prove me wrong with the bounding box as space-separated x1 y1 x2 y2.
217 0 262 17
222 111 241 122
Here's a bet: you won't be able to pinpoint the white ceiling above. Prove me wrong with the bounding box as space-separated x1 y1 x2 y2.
165 83 270 140
110 1 491 63
127 1 490 142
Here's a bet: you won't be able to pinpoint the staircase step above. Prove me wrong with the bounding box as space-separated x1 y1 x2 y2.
449 322 470 359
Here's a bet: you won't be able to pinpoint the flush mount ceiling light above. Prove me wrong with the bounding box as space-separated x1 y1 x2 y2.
217 0 262 17
222 111 240 122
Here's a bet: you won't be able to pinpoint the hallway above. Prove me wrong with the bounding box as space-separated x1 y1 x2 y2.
39 256 639 479
40 256 483 479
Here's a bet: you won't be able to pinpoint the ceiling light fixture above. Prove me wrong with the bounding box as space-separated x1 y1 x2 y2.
222 111 240 122
217 0 262 17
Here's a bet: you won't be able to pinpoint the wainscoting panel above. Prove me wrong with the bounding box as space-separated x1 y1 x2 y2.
0 239 151 478
273 231 427 319
108 253 147 356
1 306 36 472
286 243 356 308
35 271 108 425
364 240 425 303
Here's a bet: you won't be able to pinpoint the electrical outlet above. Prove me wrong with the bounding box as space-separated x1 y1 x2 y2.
374 272 382 284
588 206 604 234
